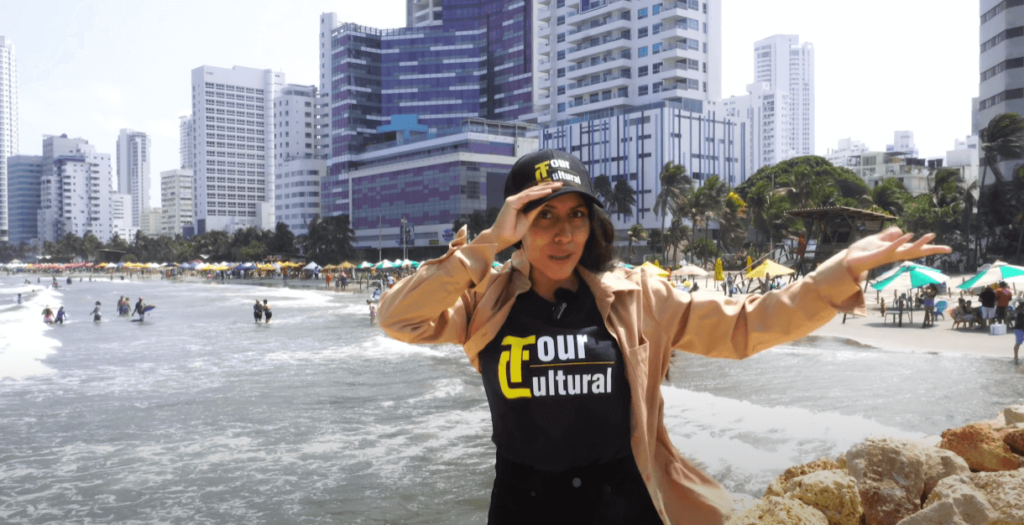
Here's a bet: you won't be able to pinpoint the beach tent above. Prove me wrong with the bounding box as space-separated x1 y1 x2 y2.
401 259 419 268
303 262 322 272
358 261 374 269
375 260 396 270
671 264 708 277
871 265 947 291
637 261 669 278
340 261 357 269
746 259 794 279
956 261 1024 290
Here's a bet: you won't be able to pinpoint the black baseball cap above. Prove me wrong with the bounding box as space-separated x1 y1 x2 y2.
504 149 603 213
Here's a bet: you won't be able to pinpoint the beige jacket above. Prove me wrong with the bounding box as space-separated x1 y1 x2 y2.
378 227 866 525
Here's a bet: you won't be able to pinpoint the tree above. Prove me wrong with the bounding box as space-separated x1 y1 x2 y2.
302 214 356 264
869 178 910 217
267 222 296 255
626 223 647 263
593 175 614 208
654 162 692 260
686 175 727 263
609 178 636 217
974 112 1024 265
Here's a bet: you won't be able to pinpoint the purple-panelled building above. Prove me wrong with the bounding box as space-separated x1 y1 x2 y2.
318 0 536 253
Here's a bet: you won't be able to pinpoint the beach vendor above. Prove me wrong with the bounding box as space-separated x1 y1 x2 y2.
377 149 950 525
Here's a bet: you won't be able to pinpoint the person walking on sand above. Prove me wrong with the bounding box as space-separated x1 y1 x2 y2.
262 299 272 323
377 149 949 525
1013 300 1024 364
921 284 938 328
980 284 997 327
253 299 264 323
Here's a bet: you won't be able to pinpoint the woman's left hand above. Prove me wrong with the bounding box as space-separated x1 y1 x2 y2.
845 227 952 281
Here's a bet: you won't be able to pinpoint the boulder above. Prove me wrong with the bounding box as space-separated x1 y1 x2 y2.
894 500 973 525
1003 429 1024 456
967 469 1024 523
918 447 971 501
764 457 842 497
844 437 927 525
784 470 863 525
724 492 760 521
939 423 1021 472
724 496 828 525
1004 405 1024 426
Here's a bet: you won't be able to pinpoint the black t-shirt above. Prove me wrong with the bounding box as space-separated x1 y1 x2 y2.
1014 308 1024 330
478 280 632 472
980 288 997 308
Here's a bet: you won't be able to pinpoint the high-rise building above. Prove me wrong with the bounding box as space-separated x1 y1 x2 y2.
140 207 162 237
110 193 132 242
272 84 328 236
534 0 722 125
179 116 194 169
116 129 151 230
752 34 814 157
886 130 918 158
974 0 1024 184
37 134 120 244
7 154 42 245
722 81 792 173
160 168 194 236
1 36 18 242
319 1 534 217
190 65 284 234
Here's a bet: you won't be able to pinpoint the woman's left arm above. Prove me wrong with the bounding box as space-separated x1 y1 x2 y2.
659 228 950 359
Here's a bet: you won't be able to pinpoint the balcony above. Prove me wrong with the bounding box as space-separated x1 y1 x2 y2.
566 92 632 116
570 0 631 25
659 41 700 61
567 33 631 57
567 70 631 95
566 52 631 79
657 1 697 21
565 12 631 44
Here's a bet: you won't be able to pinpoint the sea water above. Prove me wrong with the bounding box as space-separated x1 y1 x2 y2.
1 274 1022 524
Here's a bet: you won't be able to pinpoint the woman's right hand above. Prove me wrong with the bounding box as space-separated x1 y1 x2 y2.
473 182 563 252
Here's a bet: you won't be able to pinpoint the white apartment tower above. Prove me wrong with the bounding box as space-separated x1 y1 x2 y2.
37 134 120 244
161 168 194 236
722 81 793 173
179 116 194 169
886 130 918 157
116 129 151 230
272 84 328 236
534 0 722 124
974 0 1024 185
190 65 284 234
110 193 132 242
753 34 814 157
1 36 18 242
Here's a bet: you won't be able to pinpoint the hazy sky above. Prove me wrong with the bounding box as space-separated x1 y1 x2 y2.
1 0 978 207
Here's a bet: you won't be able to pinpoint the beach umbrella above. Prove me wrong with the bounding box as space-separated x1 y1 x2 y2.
746 259 794 279
671 264 708 277
638 261 669 278
874 262 941 283
303 262 321 272
714 259 725 282
375 260 395 270
871 265 947 291
340 261 357 269
358 261 373 269
746 255 753 271
956 261 1024 290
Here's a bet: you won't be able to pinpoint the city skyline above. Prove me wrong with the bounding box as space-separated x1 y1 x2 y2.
1 0 978 209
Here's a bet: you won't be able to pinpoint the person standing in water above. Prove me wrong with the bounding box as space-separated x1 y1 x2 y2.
55 306 68 324
262 299 272 323
41 305 55 324
132 297 147 322
90 301 102 322
253 300 264 323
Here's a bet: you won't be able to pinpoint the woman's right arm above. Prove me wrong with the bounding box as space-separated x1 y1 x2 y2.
377 226 499 346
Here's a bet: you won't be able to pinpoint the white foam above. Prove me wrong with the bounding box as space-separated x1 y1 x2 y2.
0 287 65 380
660 385 924 495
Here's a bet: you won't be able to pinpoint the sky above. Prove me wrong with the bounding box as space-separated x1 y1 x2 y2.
1 0 979 207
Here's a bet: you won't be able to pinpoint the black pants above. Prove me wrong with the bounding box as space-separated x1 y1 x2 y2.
487 453 662 525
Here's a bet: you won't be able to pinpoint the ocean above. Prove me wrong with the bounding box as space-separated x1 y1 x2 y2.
1 273 1022 524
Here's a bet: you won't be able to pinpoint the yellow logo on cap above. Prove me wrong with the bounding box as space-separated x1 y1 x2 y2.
535 161 551 182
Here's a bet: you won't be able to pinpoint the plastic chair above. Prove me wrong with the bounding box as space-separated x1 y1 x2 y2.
934 300 948 320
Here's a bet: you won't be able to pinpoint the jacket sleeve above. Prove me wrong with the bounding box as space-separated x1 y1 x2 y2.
653 250 866 360
377 226 499 346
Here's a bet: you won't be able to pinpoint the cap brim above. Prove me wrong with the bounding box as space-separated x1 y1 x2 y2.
522 187 604 214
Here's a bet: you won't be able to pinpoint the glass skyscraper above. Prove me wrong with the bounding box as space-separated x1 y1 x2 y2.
320 0 534 219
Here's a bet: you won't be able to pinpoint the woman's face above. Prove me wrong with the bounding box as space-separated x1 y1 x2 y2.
522 193 590 286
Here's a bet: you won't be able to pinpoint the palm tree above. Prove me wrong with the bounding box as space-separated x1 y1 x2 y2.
609 178 636 217
654 162 692 259
626 223 647 263
688 175 728 252
664 216 690 264
593 175 614 208
772 165 816 211
975 112 1024 264
869 178 909 217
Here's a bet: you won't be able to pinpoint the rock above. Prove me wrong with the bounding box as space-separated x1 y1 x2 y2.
724 492 760 521
724 496 828 525
894 500 972 525
939 423 1021 472
845 437 927 525
764 457 841 497
919 474 996 524
968 469 1024 523
1004 405 1024 426
1004 429 1024 456
918 447 971 501
784 470 863 525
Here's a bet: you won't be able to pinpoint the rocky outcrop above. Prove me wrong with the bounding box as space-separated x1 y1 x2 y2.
898 470 1024 525
782 470 863 525
918 447 971 501
1004 405 1024 426
939 423 1021 472
1003 429 1024 456
844 437 927 525
764 457 842 497
968 470 1024 523
724 496 828 525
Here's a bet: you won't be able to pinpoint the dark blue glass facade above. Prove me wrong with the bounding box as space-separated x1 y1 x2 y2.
324 0 533 218
7 155 43 244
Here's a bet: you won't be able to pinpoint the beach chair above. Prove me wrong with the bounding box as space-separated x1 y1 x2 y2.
933 300 948 320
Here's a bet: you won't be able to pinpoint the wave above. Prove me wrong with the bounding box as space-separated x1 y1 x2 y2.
0 287 65 381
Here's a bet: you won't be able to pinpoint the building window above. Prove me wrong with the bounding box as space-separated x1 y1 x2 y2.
653 63 662 74
557 85 566 95
557 15 565 26
638 27 648 38
557 32 566 43
638 65 648 77
638 7 648 19
638 46 648 58
557 67 566 78
639 85 649 96
558 102 567 112
653 42 662 54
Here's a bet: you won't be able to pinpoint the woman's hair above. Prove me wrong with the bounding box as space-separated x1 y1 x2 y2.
578 203 617 273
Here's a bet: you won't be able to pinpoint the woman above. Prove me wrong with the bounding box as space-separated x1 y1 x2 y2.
378 150 949 525
921 284 938 328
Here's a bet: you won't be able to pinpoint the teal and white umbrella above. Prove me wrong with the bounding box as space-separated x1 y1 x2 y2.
956 261 1024 290
873 262 940 283
871 265 948 291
